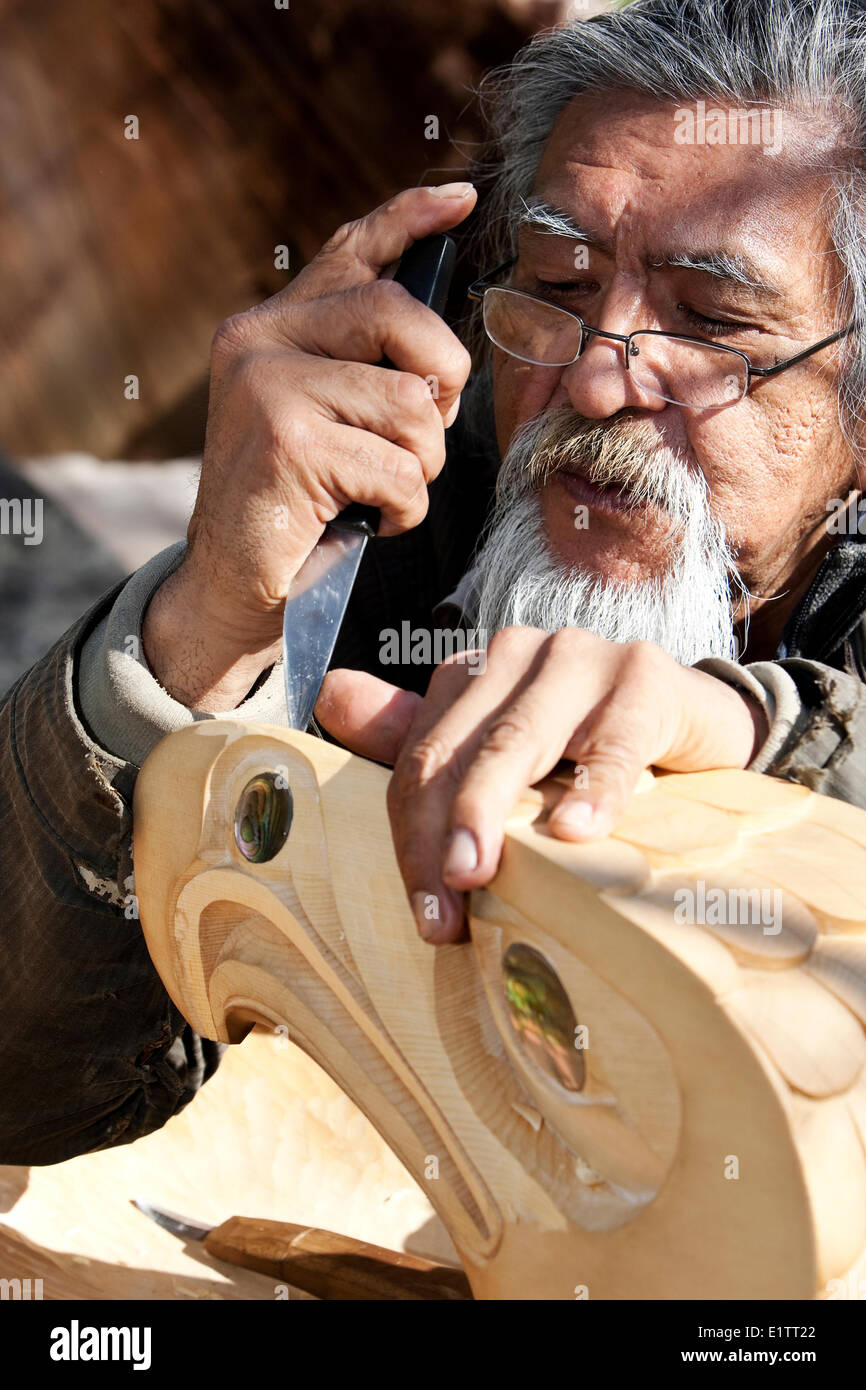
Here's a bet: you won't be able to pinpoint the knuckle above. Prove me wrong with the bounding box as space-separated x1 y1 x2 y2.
488 625 540 661
446 339 473 386
392 734 455 797
546 626 589 657
482 714 534 755
437 646 479 674
257 409 319 478
623 639 666 680
366 276 408 314
381 195 406 219
395 492 429 531
338 437 411 508
276 411 314 458
319 220 357 257
230 347 269 398
423 337 471 400
428 655 472 691
211 312 253 360
383 450 425 503
583 732 640 778
425 437 448 479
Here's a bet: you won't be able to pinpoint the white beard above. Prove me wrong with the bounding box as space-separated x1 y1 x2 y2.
463 406 743 667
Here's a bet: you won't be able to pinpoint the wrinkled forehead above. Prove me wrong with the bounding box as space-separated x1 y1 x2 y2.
528 90 840 271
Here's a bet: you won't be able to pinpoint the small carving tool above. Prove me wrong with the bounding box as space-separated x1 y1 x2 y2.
281 232 456 730
132 1198 471 1300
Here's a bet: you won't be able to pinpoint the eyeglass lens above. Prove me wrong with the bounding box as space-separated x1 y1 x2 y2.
482 288 748 408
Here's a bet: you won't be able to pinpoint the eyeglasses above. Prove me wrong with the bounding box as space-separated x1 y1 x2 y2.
468 260 854 410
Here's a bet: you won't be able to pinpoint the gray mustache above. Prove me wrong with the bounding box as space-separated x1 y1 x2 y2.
501 406 700 521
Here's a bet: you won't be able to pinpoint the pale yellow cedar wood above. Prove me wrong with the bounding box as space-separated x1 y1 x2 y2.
807 936 866 1025
0 1032 454 1300
131 722 866 1299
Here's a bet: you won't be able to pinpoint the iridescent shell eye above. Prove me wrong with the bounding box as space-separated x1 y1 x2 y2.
502 942 585 1092
233 773 292 863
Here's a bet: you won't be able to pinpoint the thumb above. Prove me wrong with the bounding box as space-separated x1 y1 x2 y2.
315 669 421 765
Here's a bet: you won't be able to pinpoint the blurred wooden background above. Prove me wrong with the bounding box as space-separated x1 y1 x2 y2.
0 0 590 461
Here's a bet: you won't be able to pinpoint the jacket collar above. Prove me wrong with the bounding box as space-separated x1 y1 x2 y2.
778 496 866 661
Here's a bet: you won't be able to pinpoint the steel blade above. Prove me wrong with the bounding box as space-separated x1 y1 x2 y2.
282 527 368 730
131 1196 211 1243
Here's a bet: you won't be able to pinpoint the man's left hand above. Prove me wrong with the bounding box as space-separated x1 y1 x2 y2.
315 627 766 943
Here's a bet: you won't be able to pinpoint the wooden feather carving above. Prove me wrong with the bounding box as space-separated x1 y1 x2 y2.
133 721 866 1300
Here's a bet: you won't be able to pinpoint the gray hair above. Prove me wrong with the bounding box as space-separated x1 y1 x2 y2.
469 0 866 461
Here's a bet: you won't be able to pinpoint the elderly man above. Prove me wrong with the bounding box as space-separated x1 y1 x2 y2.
2 0 865 1162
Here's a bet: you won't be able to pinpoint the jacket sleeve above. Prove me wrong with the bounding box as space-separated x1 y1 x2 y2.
0 550 286 1166
696 655 866 807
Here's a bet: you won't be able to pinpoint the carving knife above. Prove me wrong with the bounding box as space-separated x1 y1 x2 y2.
132 1198 471 1300
281 232 456 730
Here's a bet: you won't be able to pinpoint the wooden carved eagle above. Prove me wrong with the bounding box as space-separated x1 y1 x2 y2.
133 721 866 1300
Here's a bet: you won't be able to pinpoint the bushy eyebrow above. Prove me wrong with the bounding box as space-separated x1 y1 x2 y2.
518 197 591 241
517 197 784 301
649 249 783 299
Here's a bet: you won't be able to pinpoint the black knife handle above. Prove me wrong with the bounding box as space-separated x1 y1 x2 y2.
330 233 457 540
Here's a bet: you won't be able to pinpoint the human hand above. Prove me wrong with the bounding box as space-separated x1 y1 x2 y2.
143 183 475 710
316 628 766 942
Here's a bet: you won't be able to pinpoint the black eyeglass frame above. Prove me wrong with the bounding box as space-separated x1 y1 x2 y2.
467 259 854 398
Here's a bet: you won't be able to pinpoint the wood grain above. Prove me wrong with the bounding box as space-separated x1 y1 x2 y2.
131 722 866 1299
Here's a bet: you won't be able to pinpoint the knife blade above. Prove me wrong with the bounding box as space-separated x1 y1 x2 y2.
281 231 456 730
132 1197 472 1300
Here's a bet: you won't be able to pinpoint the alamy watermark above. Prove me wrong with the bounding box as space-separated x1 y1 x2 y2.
1 1276 43 1299
0 497 43 545
827 497 866 535
379 622 487 672
826 1271 866 1300
49 1321 151 1369
674 101 784 157
673 879 782 935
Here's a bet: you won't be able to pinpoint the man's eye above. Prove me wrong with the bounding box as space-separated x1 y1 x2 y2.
678 304 753 338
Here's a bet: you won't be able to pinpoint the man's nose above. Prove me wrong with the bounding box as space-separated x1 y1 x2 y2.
560 322 667 421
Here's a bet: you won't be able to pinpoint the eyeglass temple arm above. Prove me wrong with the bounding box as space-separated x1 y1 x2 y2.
467 259 517 300
749 324 854 379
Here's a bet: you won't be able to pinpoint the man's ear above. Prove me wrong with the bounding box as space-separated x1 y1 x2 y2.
315 669 421 766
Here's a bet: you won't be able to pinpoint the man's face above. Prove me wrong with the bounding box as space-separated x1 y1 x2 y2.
491 91 857 605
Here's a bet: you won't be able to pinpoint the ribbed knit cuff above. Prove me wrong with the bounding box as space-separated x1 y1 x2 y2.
694 656 803 773
77 542 288 767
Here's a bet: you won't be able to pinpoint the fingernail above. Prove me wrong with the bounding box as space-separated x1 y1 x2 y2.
443 828 478 880
428 181 474 199
549 800 595 834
